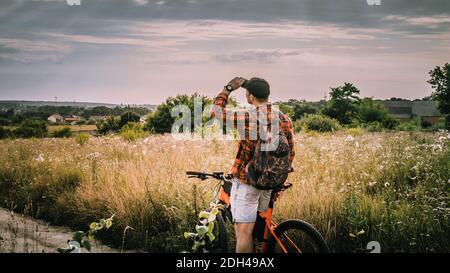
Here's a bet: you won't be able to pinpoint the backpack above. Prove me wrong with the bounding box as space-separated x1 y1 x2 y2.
245 114 291 190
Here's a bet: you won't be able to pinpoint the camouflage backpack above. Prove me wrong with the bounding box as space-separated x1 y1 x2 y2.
245 121 291 190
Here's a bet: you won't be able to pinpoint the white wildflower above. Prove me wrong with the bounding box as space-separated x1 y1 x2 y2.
87 152 102 159
344 135 355 142
36 153 45 162
384 182 390 188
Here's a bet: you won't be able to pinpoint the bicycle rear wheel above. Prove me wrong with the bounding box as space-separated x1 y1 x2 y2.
266 220 330 253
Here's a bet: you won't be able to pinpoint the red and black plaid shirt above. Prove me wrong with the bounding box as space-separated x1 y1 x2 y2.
211 91 295 182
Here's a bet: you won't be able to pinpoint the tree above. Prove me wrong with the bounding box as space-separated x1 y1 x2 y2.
322 83 361 124
119 111 140 128
98 116 120 134
428 63 450 129
292 103 318 121
14 119 48 138
357 98 398 129
144 93 212 134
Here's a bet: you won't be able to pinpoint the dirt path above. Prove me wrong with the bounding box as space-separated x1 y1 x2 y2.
0 208 120 253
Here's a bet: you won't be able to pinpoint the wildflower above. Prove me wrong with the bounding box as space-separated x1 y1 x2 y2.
384 182 390 188
344 135 355 142
36 153 45 162
87 152 102 159
368 181 377 187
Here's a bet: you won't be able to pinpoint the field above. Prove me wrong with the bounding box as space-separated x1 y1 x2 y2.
47 125 98 134
0 131 449 252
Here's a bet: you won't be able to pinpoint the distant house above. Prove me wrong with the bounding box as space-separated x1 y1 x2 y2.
412 101 442 124
64 115 81 125
48 114 64 124
379 100 442 124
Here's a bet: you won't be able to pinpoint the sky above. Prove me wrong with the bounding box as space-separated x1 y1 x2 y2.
0 0 450 105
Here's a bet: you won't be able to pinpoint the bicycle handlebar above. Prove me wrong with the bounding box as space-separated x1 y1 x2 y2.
186 171 230 181
186 171 293 191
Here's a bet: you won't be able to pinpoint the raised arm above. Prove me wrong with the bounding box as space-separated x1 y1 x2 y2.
211 77 248 130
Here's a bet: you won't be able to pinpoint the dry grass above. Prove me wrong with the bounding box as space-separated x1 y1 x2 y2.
0 131 449 252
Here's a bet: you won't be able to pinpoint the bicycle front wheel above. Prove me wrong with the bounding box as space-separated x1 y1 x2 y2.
207 209 228 253
266 220 330 253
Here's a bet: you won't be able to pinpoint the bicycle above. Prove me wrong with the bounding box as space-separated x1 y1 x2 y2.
186 171 330 253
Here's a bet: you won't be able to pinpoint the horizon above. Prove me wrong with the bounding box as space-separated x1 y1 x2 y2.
0 93 435 107
1 1 450 105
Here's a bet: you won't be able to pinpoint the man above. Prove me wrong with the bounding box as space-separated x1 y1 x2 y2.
211 76 295 253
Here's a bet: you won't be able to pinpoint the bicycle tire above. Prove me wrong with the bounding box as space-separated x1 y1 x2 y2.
266 219 330 253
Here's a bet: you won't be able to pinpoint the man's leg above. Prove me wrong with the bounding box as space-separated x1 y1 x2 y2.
229 179 261 253
235 223 255 253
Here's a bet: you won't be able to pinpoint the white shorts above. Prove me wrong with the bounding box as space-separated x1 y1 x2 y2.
229 178 272 223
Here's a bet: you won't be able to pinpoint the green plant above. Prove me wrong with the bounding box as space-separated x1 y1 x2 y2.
119 111 141 128
322 82 361 124
53 127 72 138
396 117 421 131
0 126 12 139
14 119 48 138
75 133 90 145
119 122 148 141
428 63 450 129
98 116 120 134
295 114 341 133
57 214 114 253
184 203 222 252
144 93 212 133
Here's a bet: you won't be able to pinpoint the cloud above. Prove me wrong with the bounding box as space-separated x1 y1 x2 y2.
132 0 149 6
385 15 450 27
0 37 72 63
214 49 300 63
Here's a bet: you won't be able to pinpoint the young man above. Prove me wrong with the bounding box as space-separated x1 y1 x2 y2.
211 76 295 253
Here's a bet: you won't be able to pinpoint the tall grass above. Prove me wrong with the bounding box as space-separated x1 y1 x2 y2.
0 131 448 252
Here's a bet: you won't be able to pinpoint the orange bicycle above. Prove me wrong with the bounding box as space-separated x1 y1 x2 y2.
186 171 330 253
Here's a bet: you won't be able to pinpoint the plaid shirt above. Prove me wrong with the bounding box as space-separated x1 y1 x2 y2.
212 91 295 182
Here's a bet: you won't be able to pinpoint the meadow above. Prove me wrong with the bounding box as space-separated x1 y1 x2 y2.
0 130 449 252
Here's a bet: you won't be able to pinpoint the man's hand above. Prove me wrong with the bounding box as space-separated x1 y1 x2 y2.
225 77 247 92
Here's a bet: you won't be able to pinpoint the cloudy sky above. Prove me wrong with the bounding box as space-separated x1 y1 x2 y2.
1 0 450 104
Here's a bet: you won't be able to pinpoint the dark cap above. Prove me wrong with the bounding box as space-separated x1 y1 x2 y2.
243 77 270 99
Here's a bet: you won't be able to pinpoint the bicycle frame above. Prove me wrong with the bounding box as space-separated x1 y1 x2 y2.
187 171 300 253
217 178 300 253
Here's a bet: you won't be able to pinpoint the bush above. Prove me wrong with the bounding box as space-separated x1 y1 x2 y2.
120 122 148 141
14 119 48 138
98 116 120 135
0 126 13 139
345 127 365 136
119 111 141 128
292 104 318 121
364 121 384 132
294 114 341 133
75 133 90 145
53 127 73 138
0 118 12 126
396 117 421 131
